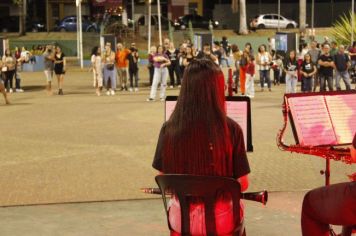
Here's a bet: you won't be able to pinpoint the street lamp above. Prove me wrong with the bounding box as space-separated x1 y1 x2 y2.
157 0 162 45
76 0 83 69
148 0 152 53
277 0 280 32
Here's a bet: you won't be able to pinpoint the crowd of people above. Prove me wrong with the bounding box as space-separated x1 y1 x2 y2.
1 35 356 105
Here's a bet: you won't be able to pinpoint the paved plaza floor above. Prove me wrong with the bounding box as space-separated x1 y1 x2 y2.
0 69 355 235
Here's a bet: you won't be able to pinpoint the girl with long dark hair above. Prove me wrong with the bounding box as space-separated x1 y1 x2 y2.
284 50 298 93
152 59 250 235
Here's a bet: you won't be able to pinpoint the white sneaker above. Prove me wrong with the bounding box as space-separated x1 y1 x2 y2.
129 87 133 92
160 97 165 102
169 85 173 89
16 88 24 93
9 88 13 93
134 88 139 92
110 90 115 95
106 90 111 96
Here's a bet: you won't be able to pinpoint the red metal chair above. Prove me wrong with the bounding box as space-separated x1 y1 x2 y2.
155 174 246 236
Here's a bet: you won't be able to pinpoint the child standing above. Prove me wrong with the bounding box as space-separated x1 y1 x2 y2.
245 56 255 98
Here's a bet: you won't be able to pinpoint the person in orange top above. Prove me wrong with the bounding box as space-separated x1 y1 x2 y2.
115 43 130 91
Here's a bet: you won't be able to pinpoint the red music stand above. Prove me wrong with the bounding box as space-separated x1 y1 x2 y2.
277 91 355 186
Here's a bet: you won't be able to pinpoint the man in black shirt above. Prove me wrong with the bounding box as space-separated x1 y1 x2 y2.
318 43 335 92
333 45 351 90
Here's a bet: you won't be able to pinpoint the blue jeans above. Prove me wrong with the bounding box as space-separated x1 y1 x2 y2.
335 70 351 90
302 77 313 92
259 70 271 88
319 75 333 92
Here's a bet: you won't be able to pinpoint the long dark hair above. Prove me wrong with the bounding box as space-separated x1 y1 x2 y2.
162 59 233 176
91 46 99 56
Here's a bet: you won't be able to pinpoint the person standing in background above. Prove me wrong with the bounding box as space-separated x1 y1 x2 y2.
231 44 242 93
127 47 139 92
147 45 171 102
115 43 130 91
308 41 321 92
0 60 10 104
43 45 55 95
300 53 317 92
245 55 255 98
103 42 116 96
166 42 180 88
54 46 66 95
333 45 351 91
318 43 335 92
284 50 298 93
2 48 16 94
91 46 103 96
147 45 156 87
257 44 272 92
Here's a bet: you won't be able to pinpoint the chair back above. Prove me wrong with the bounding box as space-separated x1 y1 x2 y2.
155 174 243 236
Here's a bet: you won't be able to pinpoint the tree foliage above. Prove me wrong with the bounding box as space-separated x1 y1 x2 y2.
331 11 356 46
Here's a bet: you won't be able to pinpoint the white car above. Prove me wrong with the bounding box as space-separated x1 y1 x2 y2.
250 14 298 29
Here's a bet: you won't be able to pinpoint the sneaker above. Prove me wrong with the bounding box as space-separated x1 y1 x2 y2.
9 88 13 93
106 90 111 96
160 97 165 102
134 88 139 92
146 98 155 102
169 85 173 89
16 88 24 93
110 90 115 95
129 87 133 92
178 85 181 88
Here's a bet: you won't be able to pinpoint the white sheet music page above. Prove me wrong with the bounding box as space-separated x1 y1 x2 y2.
325 94 356 144
288 96 337 146
165 101 177 121
226 101 248 149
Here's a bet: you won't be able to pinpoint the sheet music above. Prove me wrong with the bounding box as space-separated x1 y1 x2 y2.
165 101 177 121
226 101 248 149
325 94 356 144
288 96 337 146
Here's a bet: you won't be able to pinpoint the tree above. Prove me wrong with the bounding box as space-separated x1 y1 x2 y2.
231 0 248 35
238 0 248 35
299 0 306 31
13 0 26 36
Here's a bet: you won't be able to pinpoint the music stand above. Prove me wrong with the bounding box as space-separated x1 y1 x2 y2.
165 96 253 152
280 90 356 185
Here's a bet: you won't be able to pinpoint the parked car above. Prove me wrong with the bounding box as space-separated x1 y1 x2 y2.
174 14 219 30
250 14 298 29
0 16 45 32
54 16 98 32
137 15 173 31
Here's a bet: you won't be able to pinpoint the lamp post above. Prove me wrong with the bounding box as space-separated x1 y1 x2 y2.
157 0 162 45
132 0 135 32
76 0 83 69
311 0 315 37
277 0 280 32
148 0 152 53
